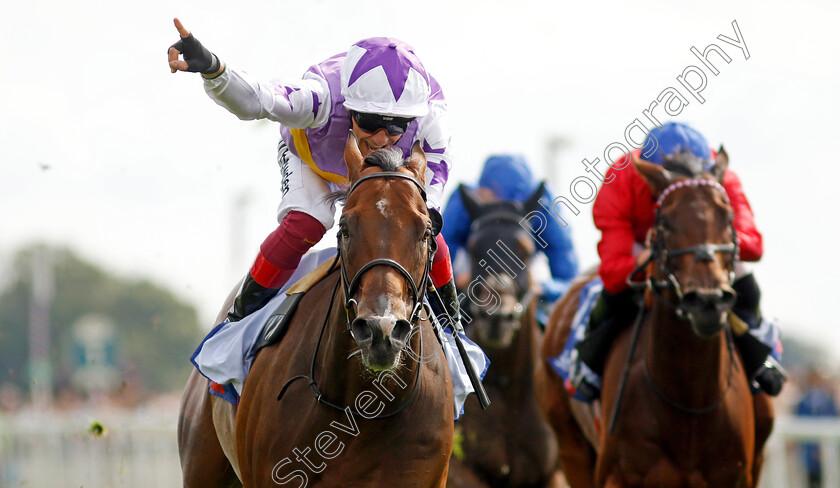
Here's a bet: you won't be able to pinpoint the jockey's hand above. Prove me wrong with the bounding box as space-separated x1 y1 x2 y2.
168 18 221 75
635 248 652 268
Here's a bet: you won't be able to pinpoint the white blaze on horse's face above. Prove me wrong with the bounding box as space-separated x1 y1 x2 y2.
342 175 430 372
376 198 390 218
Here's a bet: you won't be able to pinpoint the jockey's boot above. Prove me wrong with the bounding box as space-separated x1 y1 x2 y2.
730 312 786 396
730 273 786 396
228 252 295 322
570 289 639 401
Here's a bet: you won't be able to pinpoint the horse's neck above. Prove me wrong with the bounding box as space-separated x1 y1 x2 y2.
646 300 731 402
319 294 421 412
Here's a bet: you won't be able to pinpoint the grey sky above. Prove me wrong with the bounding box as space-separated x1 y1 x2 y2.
2 0 838 360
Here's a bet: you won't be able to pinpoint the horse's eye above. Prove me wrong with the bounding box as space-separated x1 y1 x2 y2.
339 224 350 239
423 228 432 240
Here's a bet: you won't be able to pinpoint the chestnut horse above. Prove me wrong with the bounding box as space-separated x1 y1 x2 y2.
178 138 454 487
446 188 563 488
536 151 774 487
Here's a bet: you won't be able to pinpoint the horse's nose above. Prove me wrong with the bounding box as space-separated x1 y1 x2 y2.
682 288 736 313
350 316 411 348
392 319 412 347
351 317 378 346
681 288 735 316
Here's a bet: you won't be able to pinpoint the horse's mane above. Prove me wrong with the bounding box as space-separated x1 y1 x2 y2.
324 149 407 205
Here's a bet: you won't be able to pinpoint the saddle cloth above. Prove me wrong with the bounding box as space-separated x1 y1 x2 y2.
190 247 488 420
546 277 603 400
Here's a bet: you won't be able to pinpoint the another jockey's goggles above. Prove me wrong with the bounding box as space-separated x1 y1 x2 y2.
351 111 414 136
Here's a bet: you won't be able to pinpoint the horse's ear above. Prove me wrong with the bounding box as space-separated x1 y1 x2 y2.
405 141 427 183
523 181 546 214
458 184 482 220
634 153 675 197
711 145 729 183
344 131 364 182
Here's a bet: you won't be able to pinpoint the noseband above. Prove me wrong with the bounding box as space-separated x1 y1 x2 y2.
633 178 739 318
338 171 434 329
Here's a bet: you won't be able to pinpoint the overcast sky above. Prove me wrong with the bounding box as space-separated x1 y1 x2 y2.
2 0 838 361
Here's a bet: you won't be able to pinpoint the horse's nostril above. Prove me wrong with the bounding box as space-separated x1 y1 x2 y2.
682 291 704 310
351 318 374 345
721 289 736 308
392 319 412 345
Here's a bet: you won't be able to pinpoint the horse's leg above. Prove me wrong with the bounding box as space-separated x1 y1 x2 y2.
536 362 597 488
178 368 242 488
751 392 775 487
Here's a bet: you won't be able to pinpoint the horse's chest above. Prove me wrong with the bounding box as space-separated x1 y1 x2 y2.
606 436 749 488
459 392 556 483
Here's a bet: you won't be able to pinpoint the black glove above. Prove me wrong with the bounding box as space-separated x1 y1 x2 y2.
170 33 220 74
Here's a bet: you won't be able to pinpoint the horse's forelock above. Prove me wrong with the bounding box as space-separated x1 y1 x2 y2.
662 151 710 178
364 148 405 172
323 149 409 206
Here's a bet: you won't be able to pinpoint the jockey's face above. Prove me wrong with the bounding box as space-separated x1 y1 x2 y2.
350 115 404 157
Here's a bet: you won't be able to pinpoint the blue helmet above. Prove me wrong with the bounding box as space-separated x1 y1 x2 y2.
642 122 713 175
478 154 536 202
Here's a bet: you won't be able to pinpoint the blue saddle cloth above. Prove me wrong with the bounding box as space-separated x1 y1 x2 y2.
546 277 603 401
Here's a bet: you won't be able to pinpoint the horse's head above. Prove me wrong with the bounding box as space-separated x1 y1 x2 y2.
460 185 541 348
635 147 737 337
339 134 433 371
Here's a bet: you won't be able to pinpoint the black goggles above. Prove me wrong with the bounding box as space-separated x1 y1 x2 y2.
351 111 414 136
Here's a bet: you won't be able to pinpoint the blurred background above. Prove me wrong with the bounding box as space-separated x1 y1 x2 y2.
1 0 838 486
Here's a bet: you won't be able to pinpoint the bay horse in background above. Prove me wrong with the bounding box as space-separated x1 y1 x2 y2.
178 137 454 487
535 150 774 487
446 185 564 488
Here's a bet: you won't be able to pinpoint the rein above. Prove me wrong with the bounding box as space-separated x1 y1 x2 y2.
610 177 739 427
276 171 432 419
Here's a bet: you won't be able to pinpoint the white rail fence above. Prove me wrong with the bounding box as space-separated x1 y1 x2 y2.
762 416 840 488
0 410 181 488
1 412 838 487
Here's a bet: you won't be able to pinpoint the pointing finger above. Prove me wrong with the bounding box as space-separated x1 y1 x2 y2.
173 17 190 38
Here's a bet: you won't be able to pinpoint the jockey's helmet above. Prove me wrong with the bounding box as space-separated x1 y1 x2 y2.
642 122 714 175
341 37 431 118
479 155 536 203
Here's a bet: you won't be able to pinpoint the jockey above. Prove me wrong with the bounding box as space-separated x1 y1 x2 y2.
167 19 461 325
442 155 579 322
569 121 786 401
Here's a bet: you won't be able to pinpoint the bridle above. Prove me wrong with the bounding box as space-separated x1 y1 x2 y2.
631 178 739 319
465 205 534 329
338 171 434 330
277 170 434 419
611 177 739 425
